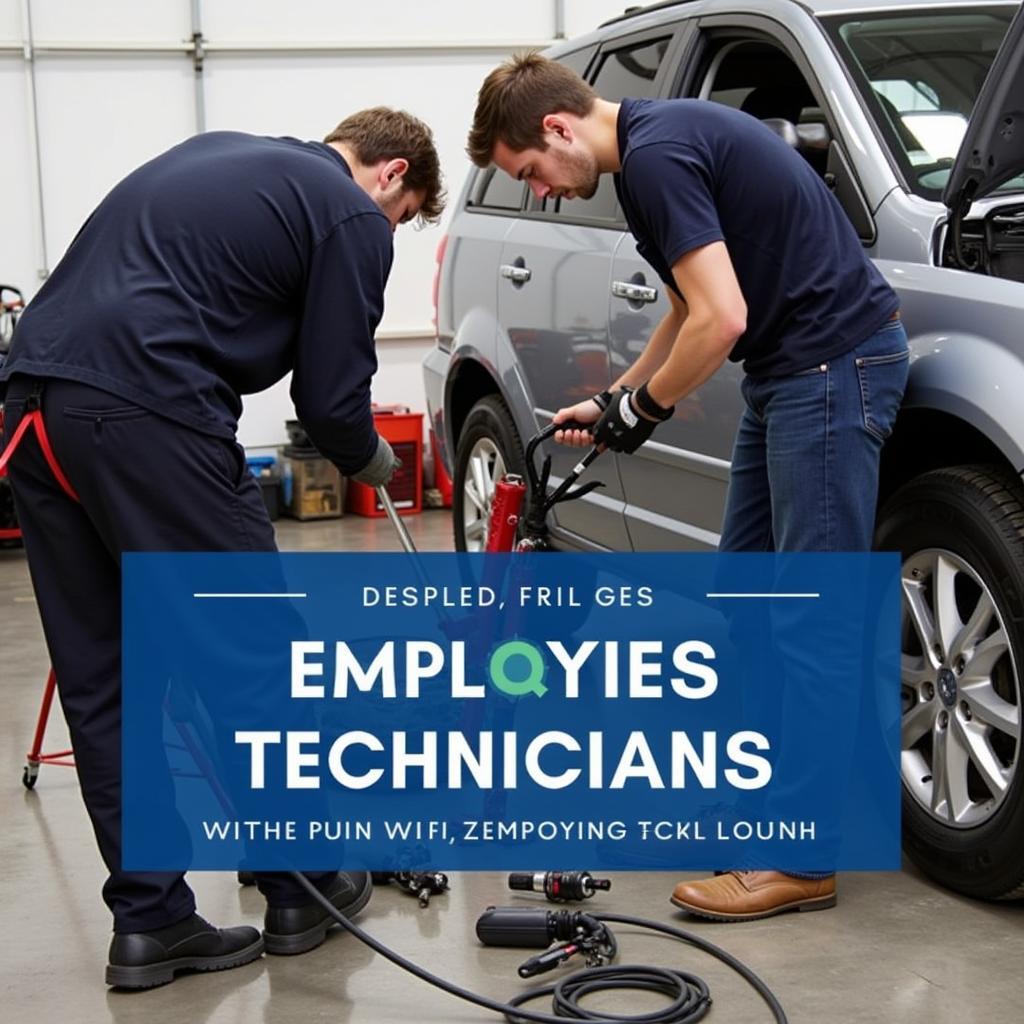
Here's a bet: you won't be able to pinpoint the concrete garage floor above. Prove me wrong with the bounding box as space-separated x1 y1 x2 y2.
2 508 1022 1024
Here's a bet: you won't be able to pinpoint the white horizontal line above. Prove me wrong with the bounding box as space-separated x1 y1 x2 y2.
193 593 307 599
706 593 820 599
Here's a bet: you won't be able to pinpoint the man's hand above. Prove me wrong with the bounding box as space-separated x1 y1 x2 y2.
552 392 610 447
351 434 402 487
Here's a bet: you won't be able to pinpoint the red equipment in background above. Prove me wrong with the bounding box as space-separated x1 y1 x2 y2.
23 670 73 789
1 397 77 789
347 405 424 517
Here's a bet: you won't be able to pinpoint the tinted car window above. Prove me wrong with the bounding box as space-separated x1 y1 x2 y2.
592 36 671 101
554 35 674 223
472 168 526 211
556 45 596 79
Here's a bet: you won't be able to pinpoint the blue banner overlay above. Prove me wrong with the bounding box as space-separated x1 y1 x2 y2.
122 552 901 872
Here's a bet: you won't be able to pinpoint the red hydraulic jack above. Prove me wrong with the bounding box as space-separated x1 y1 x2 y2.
485 419 603 553
377 418 602 558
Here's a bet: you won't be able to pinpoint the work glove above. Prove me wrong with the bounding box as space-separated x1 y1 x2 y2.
351 433 402 487
593 385 673 454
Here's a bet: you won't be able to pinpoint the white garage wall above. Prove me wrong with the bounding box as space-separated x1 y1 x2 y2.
33 56 196 262
199 0 558 44
0 0 627 449
0 54 36 294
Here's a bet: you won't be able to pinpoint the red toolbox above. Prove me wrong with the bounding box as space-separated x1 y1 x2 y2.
347 406 423 517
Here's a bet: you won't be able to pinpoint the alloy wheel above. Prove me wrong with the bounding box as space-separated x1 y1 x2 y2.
900 548 1021 828
461 437 507 552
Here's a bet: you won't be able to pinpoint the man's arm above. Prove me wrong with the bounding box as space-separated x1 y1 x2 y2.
645 240 745 410
580 241 745 455
553 289 687 444
612 286 688 391
289 212 393 475
555 243 744 445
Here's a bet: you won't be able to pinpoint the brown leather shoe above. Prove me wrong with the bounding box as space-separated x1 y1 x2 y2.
670 871 836 922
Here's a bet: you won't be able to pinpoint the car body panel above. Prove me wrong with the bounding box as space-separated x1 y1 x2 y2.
608 231 739 551
495 217 633 549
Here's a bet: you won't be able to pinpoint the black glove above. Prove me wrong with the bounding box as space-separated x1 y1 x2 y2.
594 384 674 454
593 388 654 453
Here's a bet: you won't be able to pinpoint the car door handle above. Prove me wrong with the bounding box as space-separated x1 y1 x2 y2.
612 280 658 303
500 264 532 284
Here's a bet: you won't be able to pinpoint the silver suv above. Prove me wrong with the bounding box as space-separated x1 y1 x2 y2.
424 0 1024 900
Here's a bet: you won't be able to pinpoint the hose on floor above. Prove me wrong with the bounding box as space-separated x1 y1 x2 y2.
288 871 787 1024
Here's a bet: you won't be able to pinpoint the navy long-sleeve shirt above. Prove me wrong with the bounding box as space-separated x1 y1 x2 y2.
0 131 393 473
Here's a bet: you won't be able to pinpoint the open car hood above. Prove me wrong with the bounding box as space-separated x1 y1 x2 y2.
943 5 1024 213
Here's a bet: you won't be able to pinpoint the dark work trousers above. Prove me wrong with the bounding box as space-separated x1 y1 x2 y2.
2 376 332 933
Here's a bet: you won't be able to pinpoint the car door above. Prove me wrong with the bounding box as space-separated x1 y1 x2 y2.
497 27 685 551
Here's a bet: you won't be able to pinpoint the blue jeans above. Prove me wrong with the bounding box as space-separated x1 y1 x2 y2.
721 317 909 554
720 318 908 878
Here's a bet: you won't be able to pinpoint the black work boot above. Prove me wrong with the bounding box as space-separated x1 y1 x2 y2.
106 913 263 989
263 871 373 955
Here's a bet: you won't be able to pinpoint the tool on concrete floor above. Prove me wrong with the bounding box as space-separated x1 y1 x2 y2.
372 870 450 908
477 905 617 975
508 870 612 903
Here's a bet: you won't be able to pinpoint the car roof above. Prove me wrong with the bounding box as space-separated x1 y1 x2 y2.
595 0 1015 29
545 0 1016 60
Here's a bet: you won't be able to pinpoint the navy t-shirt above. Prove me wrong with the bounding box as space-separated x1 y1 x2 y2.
614 99 898 377
0 131 394 474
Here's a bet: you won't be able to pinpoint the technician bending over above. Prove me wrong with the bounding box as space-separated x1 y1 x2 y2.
0 109 444 986
467 54 908 921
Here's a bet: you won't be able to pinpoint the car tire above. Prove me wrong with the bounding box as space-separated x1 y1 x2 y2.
875 465 1024 899
452 395 526 552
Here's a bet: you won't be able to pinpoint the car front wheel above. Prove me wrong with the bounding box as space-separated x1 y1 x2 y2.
876 465 1024 899
452 396 526 552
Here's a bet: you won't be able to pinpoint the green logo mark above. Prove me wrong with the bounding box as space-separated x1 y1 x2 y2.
488 639 548 697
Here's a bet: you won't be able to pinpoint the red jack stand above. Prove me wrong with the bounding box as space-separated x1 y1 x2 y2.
23 668 74 789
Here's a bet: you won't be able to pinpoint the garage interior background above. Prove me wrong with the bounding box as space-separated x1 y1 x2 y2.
0 0 626 451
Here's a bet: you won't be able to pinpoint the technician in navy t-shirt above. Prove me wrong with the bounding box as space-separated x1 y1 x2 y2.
0 109 444 988
470 54 909 922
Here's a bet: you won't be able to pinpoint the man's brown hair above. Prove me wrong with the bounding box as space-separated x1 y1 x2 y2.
467 52 597 167
325 107 445 225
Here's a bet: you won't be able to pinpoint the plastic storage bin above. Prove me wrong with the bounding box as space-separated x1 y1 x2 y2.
246 455 281 521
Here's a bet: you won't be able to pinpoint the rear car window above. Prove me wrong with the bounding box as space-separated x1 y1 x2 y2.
554 35 674 223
